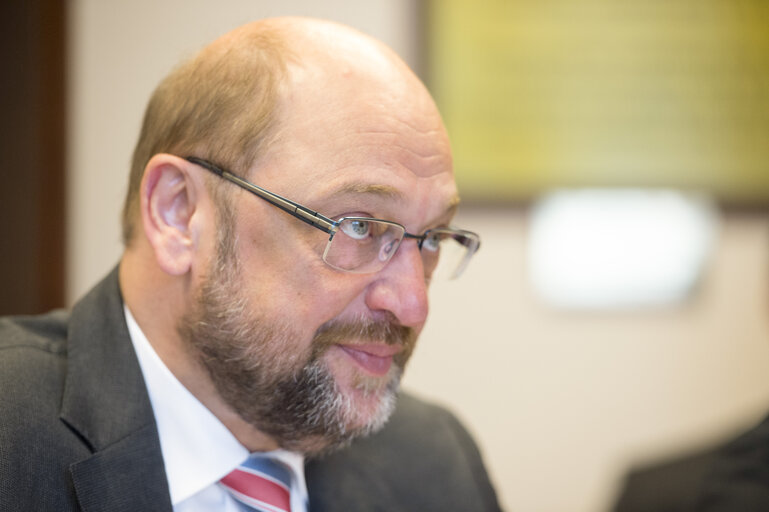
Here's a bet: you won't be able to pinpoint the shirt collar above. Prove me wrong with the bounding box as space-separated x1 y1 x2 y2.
124 305 308 505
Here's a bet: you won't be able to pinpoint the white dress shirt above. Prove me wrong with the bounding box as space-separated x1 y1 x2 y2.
125 306 309 512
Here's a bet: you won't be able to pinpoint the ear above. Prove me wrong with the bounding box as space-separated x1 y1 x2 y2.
139 154 207 276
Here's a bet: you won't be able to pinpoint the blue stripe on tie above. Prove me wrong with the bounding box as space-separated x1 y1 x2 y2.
241 455 293 489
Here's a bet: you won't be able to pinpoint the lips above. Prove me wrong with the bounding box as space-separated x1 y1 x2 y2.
338 344 401 376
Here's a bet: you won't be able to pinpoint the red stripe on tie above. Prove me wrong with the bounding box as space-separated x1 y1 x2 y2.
220 468 291 511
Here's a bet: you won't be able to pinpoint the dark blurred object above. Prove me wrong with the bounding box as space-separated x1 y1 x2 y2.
613 413 769 512
612 447 719 512
0 0 67 314
695 412 769 511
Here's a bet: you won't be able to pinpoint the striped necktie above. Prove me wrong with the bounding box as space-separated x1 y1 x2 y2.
220 455 293 512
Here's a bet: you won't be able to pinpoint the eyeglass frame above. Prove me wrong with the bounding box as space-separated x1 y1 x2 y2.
184 156 480 275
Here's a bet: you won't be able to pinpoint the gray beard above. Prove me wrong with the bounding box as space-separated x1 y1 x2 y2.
177 252 414 456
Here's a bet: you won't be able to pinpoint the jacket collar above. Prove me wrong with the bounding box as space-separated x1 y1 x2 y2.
60 266 173 511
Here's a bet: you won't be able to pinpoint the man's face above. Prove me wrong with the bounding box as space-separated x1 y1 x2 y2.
180 62 458 455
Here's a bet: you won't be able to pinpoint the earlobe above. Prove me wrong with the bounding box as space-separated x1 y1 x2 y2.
140 154 201 276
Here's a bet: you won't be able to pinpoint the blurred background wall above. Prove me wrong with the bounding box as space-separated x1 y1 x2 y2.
3 0 767 511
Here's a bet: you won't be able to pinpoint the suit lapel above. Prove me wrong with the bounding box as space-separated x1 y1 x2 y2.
60 267 173 511
69 423 171 512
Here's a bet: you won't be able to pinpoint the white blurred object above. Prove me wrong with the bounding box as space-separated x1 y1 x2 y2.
527 189 720 309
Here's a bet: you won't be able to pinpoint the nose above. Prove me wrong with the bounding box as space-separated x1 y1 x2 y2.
364 238 429 328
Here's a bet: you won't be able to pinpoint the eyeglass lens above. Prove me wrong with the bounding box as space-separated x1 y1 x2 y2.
322 218 478 279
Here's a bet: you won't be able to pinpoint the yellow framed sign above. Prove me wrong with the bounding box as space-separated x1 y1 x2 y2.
427 0 769 204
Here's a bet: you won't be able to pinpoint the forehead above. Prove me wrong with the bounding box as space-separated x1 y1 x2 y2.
256 61 458 219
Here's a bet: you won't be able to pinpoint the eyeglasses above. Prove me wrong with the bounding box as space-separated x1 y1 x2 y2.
185 156 480 279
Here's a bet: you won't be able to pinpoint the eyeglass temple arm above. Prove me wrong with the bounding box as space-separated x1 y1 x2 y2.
185 156 337 235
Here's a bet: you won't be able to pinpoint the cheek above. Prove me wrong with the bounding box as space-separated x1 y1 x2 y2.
234 214 372 330
237 244 368 335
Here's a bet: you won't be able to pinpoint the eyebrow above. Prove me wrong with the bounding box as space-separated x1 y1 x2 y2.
329 182 404 201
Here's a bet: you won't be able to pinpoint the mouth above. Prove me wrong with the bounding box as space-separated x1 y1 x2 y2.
337 343 402 377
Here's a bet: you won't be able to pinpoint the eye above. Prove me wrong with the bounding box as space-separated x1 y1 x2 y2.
422 232 442 252
340 219 372 240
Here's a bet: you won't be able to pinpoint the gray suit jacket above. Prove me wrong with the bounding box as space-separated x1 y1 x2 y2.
0 268 501 511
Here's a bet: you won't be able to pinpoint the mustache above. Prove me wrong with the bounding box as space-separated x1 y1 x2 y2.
310 316 417 363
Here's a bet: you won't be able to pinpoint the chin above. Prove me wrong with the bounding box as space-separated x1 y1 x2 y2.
290 383 399 459
323 349 402 425
346 385 397 430
337 370 402 436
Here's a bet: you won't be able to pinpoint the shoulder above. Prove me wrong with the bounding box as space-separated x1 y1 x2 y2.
0 309 71 433
375 392 486 459
0 310 87 508
359 392 484 463
305 392 501 511
0 309 69 354
0 309 70 394
694 414 769 511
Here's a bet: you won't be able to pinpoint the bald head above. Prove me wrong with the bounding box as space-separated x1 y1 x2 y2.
121 17 444 245
261 17 417 83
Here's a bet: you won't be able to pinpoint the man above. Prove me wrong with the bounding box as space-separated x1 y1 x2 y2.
0 16 500 512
